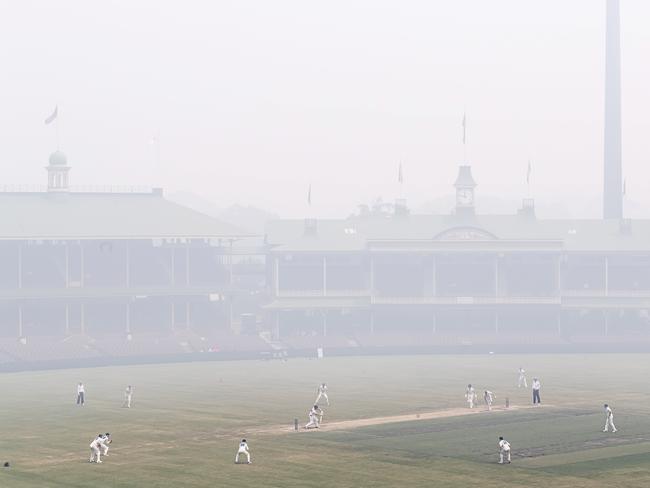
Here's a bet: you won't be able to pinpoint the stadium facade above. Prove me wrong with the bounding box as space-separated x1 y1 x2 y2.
0 151 267 366
264 165 650 351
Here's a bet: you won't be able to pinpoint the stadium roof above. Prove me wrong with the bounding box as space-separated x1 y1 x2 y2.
266 214 650 252
0 191 252 240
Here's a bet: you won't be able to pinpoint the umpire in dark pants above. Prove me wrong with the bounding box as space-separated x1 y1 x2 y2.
532 377 541 405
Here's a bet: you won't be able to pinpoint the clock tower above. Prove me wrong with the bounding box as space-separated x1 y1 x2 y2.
454 165 476 214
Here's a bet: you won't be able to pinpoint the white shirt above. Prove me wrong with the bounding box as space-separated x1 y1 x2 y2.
605 406 613 418
239 442 249 451
484 391 495 401
90 437 105 449
499 440 510 451
532 380 541 390
519 369 525 376
77 384 85 394
319 385 327 393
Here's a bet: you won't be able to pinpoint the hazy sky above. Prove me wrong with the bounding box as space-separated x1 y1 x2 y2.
1 0 649 218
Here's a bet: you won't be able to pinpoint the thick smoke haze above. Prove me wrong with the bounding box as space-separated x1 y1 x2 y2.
1 0 649 217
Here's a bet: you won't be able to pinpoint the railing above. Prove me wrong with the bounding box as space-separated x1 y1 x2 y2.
563 289 650 297
371 296 561 305
0 184 153 194
277 289 370 298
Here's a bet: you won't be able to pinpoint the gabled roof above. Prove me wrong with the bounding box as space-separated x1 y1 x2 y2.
0 191 252 240
265 214 650 252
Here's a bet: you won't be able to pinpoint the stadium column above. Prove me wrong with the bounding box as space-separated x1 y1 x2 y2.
370 310 374 334
125 241 131 287
370 255 375 295
494 311 499 334
322 310 327 336
604 256 609 297
274 257 280 295
323 256 327 297
556 255 562 294
432 310 436 334
64 242 69 287
80 303 86 335
18 305 23 337
185 243 191 286
17 243 22 289
432 255 436 296
125 302 131 333
186 301 191 330
557 312 562 335
604 310 609 336
494 255 499 297
171 302 175 331
170 247 175 285
65 304 70 334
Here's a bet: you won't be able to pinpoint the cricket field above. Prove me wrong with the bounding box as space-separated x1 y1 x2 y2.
1 353 649 487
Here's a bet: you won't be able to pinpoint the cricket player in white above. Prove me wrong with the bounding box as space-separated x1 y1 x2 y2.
89 434 107 463
123 386 133 408
518 367 527 388
77 382 85 406
305 405 323 429
484 390 496 411
498 436 511 464
315 383 330 406
100 433 112 457
603 404 617 432
235 439 251 464
465 384 476 409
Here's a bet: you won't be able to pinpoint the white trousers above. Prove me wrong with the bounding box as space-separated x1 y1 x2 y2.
316 392 330 405
305 415 320 429
518 376 527 388
235 449 250 463
89 446 101 463
604 416 617 432
499 449 511 463
466 397 474 408
124 394 132 408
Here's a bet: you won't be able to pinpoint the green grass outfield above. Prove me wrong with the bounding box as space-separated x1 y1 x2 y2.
1 354 650 487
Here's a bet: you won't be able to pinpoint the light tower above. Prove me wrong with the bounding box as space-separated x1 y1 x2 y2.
603 0 623 219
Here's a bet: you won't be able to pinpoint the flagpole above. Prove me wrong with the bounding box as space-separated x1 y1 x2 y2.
56 104 60 150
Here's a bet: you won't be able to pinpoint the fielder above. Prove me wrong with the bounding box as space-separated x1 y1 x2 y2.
305 404 324 429
315 383 330 406
77 382 85 406
603 404 617 433
498 436 511 464
235 439 251 464
484 390 496 411
100 433 112 457
518 367 527 388
465 384 477 409
89 434 107 463
123 385 133 408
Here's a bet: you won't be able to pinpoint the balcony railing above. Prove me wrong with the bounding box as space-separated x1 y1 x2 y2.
371 296 561 305
277 289 370 298
563 289 650 297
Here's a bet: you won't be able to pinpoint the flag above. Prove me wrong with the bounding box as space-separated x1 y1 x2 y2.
44 106 58 125
462 113 466 145
526 160 532 185
307 184 312 206
398 162 403 184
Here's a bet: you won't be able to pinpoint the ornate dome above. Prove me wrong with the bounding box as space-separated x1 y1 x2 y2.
48 150 68 166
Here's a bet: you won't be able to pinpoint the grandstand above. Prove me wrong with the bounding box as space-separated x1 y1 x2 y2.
263 165 650 353
0 151 270 368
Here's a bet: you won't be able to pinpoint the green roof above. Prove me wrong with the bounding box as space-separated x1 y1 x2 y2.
266 214 650 252
0 191 251 240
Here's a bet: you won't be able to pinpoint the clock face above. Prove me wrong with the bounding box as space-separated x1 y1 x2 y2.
457 188 473 205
